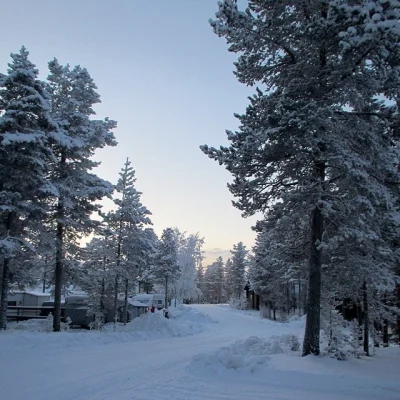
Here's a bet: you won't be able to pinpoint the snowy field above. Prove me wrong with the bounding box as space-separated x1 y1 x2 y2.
0 305 399 400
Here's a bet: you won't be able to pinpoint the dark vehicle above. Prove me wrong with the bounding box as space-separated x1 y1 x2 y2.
39 301 65 318
64 296 93 328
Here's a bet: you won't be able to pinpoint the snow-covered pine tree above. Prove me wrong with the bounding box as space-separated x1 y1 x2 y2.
0 47 58 329
250 214 308 320
195 261 205 303
80 235 116 326
223 258 234 301
203 257 225 303
136 227 159 294
21 223 57 293
172 230 204 304
108 158 152 323
151 228 179 308
202 0 400 356
47 59 117 331
215 256 225 304
120 226 156 323
203 263 218 303
229 242 248 300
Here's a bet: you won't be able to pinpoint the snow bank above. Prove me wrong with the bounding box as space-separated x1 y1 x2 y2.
7 319 53 333
120 308 210 337
169 304 217 324
0 306 212 353
7 317 70 333
189 334 300 375
2 305 399 400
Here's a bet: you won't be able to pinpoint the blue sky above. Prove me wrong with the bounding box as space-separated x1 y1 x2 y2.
1 0 258 264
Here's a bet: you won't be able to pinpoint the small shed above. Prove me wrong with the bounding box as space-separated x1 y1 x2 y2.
7 291 51 307
244 282 260 310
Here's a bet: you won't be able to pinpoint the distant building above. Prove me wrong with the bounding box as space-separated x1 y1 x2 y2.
7 291 51 307
244 282 260 310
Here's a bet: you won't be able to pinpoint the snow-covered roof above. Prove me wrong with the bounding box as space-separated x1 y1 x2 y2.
26 291 51 297
11 291 51 297
133 294 154 301
128 299 150 307
128 293 164 307
128 294 153 307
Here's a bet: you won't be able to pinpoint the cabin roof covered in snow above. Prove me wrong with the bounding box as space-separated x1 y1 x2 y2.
11 291 51 297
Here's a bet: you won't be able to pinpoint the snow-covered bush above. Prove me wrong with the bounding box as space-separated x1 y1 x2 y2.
89 313 105 331
289 334 300 351
229 297 248 310
322 318 365 361
46 313 54 332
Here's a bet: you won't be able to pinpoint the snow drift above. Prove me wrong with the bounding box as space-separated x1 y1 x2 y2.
121 307 213 337
189 334 300 375
169 304 217 324
0 306 213 353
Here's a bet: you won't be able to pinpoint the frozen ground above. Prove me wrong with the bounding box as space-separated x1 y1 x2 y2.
0 305 399 400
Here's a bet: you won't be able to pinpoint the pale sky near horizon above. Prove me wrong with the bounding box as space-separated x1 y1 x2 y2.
1 0 259 265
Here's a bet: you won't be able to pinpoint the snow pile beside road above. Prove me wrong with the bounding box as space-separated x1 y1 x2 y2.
121 309 208 337
7 319 53 333
189 334 300 375
0 306 212 352
170 304 216 324
7 317 70 333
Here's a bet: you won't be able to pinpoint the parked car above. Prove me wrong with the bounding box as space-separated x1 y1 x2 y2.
39 301 65 318
64 296 93 328
64 295 126 327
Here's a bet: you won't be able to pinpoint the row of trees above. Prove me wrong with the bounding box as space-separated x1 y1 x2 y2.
199 242 249 304
202 0 400 356
0 47 117 331
80 215 205 326
0 47 205 331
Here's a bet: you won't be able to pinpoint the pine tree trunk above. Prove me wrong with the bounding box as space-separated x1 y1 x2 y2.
397 284 400 345
42 273 46 293
54 153 67 333
0 259 10 330
286 281 290 314
292 282 296 313
165 275 168 309
123 277 129 324
53 219 64 332
382 320 389 347
100 276 105 319
298 276 302 316
42 255 48 293
302 204 324 356
0 212 17 330
363 280 370 356
114 274 119 326
328 310 333 348
382 294 389 347
303 281 308 316
302 153 325 357
114 220 123 327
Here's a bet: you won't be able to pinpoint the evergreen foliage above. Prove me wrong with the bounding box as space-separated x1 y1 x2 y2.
0 47 58 329
202 0 400 355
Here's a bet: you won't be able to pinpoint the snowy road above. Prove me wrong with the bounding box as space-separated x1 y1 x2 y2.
1 305 399 400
